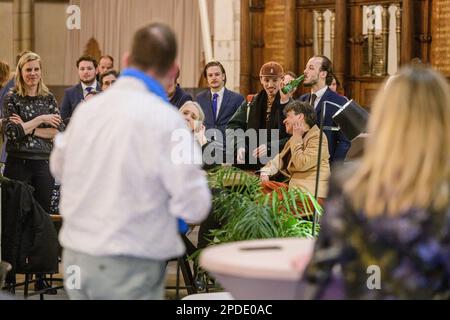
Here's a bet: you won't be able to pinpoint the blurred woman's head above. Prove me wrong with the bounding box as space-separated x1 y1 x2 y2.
329 75 340 93
0 60 10 88
345 65 450 217
15 52 49 97
179 101 205 132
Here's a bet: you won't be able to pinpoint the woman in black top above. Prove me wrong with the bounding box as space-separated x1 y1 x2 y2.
3 52 63 213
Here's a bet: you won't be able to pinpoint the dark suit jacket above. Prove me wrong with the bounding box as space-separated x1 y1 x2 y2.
170 85 193 109
0 79 15 117
60 82 101 120
196 88 244 143
299 88 351 163
2 179 59 283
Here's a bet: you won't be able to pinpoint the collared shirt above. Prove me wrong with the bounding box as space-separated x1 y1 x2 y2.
311 85 328 110
81 80 98 98
210 87 225 118
50 77 211 260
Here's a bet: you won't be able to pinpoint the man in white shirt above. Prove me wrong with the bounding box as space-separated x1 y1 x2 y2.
50 23 211 300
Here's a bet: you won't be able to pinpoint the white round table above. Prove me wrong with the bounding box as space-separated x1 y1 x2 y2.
200 238 315 300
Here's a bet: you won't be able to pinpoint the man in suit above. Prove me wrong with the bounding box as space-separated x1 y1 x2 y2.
299 55 351 164
196 61 244 145
60 55 101 121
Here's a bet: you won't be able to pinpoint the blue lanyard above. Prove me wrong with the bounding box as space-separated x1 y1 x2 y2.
120 68 168 102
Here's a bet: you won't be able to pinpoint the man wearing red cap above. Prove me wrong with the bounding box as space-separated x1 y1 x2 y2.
226 61 292 170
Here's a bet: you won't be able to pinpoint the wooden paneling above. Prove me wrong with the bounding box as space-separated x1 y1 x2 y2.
430 0 450 76
414 0 432 62
240 0 251 97
250 0 265 93
263 0 296 70
240 0 438 108
400 0 414 64
347 78 383 110
333 0 347 86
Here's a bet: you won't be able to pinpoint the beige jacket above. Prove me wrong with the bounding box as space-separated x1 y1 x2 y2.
261 125 330 198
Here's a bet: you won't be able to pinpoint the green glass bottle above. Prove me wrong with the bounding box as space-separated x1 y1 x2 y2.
281 74 305 94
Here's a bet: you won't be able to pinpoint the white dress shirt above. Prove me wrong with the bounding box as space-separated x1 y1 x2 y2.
311 85 328 110
210 87 225 119
50 77 211 260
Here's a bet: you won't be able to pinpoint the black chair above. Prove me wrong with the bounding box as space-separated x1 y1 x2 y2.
2 215 64 300
166 233 198 299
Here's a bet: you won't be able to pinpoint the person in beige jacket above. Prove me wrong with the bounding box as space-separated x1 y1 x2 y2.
260 100 330 200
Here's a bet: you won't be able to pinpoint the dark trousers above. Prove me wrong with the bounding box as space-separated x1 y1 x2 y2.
4 157 54 213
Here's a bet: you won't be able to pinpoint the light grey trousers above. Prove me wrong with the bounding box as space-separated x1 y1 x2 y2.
62 248 166 300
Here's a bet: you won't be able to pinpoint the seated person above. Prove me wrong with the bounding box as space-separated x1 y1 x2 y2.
226 61 291 170
99 69 119 91
297 65 450 299
179 101 223 169
169 66 192 109
260 100 330 204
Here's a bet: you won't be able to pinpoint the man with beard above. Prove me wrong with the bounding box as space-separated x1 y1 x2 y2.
226 61 291 170
60 55 101 121
298 55 350 164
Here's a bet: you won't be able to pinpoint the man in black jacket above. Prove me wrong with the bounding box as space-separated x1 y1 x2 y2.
226 61 291 170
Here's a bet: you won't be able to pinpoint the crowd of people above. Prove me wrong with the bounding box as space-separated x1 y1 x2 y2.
0 21 448 300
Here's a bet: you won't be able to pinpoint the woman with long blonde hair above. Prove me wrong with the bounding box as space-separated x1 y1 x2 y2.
3 52 64 292
300 65 450 299
3 52 63 210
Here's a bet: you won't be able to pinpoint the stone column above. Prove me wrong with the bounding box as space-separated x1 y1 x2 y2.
214 0 241 92
13 0 34 59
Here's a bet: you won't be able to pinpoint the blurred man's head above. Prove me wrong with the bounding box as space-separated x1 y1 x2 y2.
76 55 98 85
98 55 114 75
127 23 178 91
167 65 180 98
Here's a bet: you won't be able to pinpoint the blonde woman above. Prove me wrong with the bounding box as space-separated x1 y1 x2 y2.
0 60 12 115
299 65 450 299
180 101 223 169
3 52 63 213
0 60 11 90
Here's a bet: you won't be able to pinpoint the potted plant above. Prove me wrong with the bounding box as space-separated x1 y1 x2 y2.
190 166 322 291
207 166 321 243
